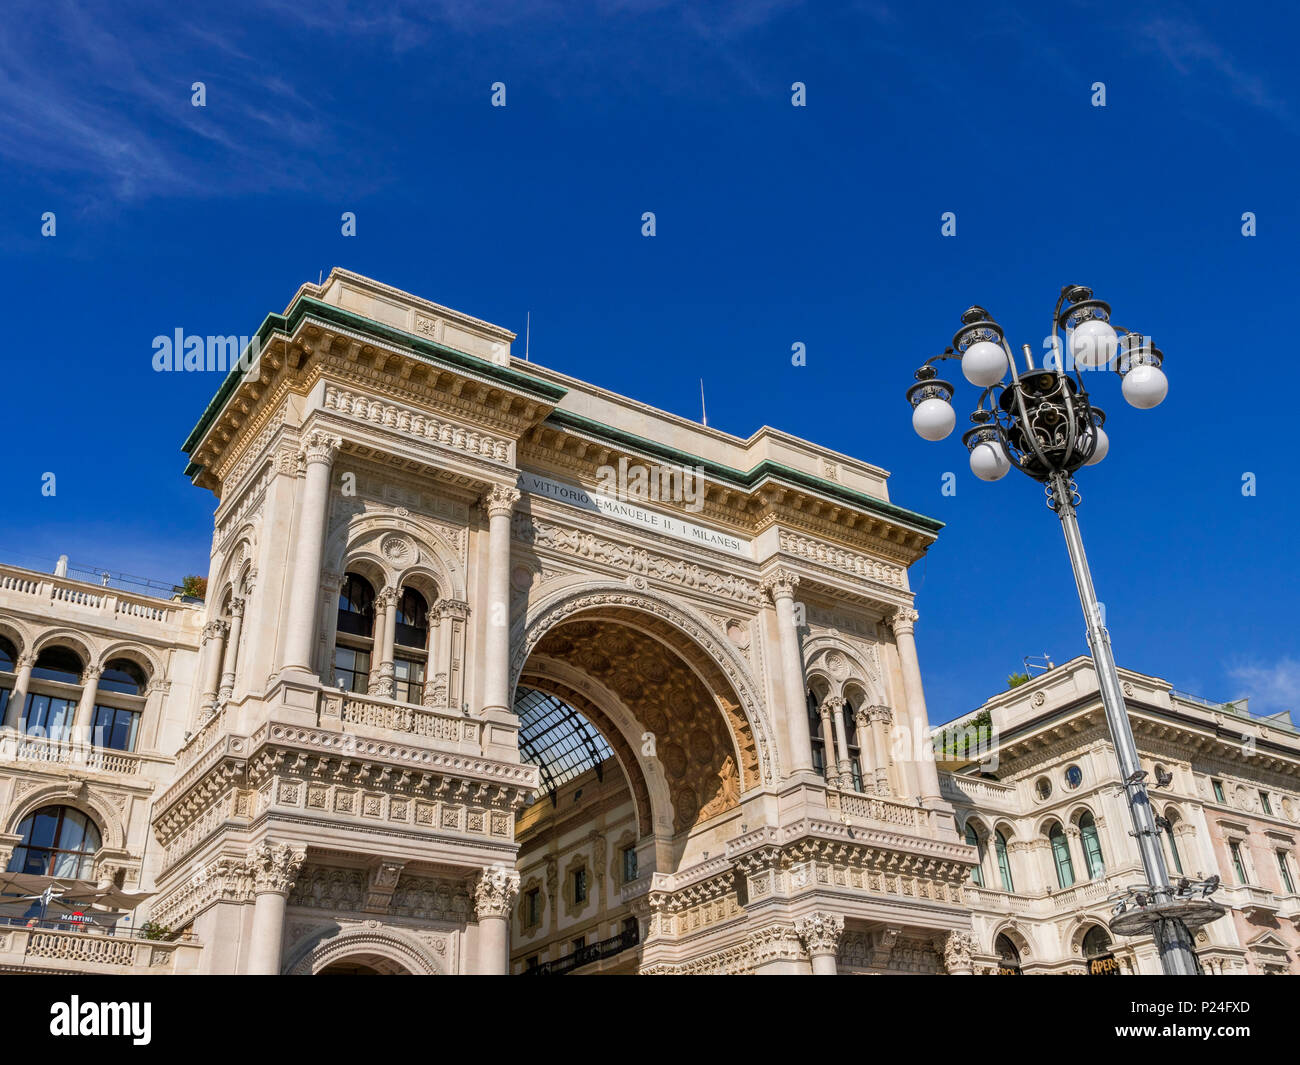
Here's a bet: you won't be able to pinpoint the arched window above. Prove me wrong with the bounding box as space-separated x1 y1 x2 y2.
0 636 15 724
90 659 148 752
334 574 376 694
393 588 429 704
964 823 985 886
1048 822 1075 888
806 690 827 778
394 588 428 648
841 693 864 792
32 646 82 685
1164 814 1185 875
1082 925 1112 959
337 574 376 638
1079 811 1105 880
99 658 146 696
995 934 1022 975
995 829 1016 892
23 646 84 742
8 806 102 879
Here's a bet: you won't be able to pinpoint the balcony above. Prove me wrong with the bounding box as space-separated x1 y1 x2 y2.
940 773 1018 813
1275 893 1300 928
1226 883 1280 919
827 789 928 832
0 918 201 974
0 563 191 631
521 926 640 975
0 733 143 776
319 689 481 748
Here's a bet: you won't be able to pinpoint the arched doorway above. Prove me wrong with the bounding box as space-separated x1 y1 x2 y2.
508 595 767 975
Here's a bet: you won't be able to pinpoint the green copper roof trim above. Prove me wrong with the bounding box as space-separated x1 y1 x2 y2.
181 295 568 464
545 409 944 535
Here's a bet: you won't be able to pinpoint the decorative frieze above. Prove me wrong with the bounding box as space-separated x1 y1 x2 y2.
324 384 512 465
778 530 907 590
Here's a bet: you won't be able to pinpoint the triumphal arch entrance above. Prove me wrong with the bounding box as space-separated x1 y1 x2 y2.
150 269 977 975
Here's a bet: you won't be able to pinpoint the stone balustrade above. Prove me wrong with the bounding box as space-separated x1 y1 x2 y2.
319 689 480 748
0 563 192 629
939 773 1018 812
0 924 202 974
0 733 144 776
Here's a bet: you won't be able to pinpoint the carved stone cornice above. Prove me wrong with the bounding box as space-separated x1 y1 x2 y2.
747 924 805 966
248 841 306 895
474 866 520 919
794 911 844 956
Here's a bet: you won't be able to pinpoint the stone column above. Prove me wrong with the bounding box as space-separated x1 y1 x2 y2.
73 666 102 736
245 841 306 976
372 586 398 698
817 703 838 786
763 570 813 774
480 486 520 716
825 697 853 788
217 597 245 703
282 432 341 673
942 930 976 975
474 866 520 975
854 707 877 790
868 705 894 796
794 912 844 975
3 653 34 730
421 606 442 706
889 608 942 803
198 620 228 716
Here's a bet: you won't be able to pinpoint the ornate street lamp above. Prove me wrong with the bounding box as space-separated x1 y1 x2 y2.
906 284 1219 976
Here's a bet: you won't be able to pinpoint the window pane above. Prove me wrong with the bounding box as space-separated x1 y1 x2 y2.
1050 826 1074 888
995 831 1015 892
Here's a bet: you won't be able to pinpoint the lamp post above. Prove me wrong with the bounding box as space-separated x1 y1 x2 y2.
906 284 1218 976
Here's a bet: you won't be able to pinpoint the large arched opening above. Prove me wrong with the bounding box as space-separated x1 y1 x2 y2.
507 593 767 975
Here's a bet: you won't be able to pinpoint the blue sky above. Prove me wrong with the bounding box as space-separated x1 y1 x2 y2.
1 1 1296 725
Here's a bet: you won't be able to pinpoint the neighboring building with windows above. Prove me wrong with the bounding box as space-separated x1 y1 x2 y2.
1 270 978 975
0 565 205 972
939 657 1300 975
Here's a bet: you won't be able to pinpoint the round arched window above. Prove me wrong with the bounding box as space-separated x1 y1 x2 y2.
0 636 17 673
32 646 83 685
8 806 103 879
99 658 148 696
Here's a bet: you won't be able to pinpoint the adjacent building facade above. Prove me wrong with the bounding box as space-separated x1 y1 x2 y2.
0 270 1293 975
941 658 1300 975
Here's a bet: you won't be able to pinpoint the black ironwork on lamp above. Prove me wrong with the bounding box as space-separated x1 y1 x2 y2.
906 285 1218 977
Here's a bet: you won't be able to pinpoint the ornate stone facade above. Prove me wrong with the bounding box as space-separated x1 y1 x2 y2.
0 269 977 975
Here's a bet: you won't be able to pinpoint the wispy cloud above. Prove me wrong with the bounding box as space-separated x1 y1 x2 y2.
1132 13 1294 131
1228 657 1300 722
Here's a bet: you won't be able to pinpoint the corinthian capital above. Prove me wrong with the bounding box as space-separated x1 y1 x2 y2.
474 865 520 919
300 431 342 466
480 484 521 519
889 607 919 636
794 911 845 956
228 596 245 619
203 619 229 642
760 569 800 602
247 841 306 895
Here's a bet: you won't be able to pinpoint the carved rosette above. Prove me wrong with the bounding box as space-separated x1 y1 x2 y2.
248 842 306 896
760 569 800 603
889 607 920 636
480 485 521 520
794 912 845 957
942 930 976 974
474 866 520 920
